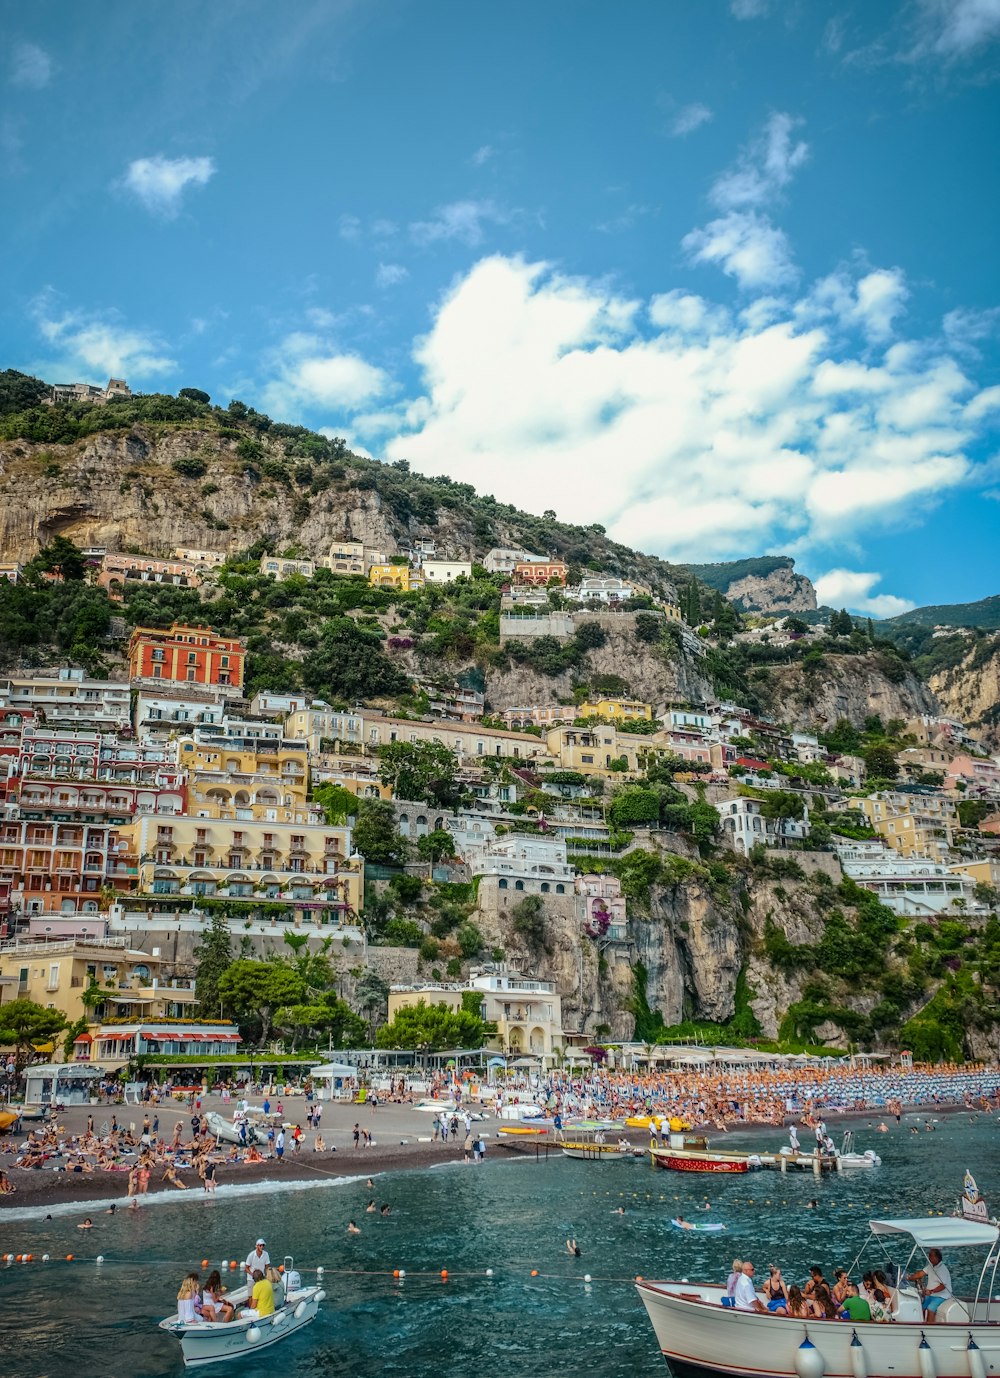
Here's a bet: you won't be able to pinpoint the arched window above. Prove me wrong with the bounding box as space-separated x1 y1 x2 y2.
498 878 508 889
540 882 550 893
556 884 565 894
514 880 525 891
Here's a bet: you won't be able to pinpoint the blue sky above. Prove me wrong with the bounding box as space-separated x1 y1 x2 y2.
2 0 999 615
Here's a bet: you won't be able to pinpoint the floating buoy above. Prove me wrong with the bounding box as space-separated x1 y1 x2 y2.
393 1269 400 1279
316 1267 324 1277
201 1259 209 1269
850 1330 868 1378
967 1338 986 1378
440 1269 448 1280
65 1255 74 1262
41 1255 49 1263
229 1261 238 1270
246 1326 261 1344
398 1269 406 1279
486 1269 494 1278
96 1256 105 1264
794 1337 825 1378
918 1335 937 1378
584 1273 592 1283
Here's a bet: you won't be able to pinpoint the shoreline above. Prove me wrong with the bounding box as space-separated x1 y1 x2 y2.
2 1099 983 1213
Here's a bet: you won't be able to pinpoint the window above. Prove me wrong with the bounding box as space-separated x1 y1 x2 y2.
498 878 508 889
555 884 565 894
514 880 524 891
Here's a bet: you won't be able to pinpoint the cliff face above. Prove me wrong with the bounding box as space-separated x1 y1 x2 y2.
725 564 817 614
752 652 937 730
928 638 1000 750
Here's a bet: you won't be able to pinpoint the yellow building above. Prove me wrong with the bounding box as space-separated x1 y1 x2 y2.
178 737 311 822
858 792 958 863
544 724 640 775
663 603 683 622
121 815 363 919
388 970 564 1060
580 696 653 723
368 564 424 592
0 937 196 1024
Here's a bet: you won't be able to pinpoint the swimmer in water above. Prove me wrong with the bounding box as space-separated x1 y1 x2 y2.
347 1220 361 1235
806 1199 819 1209
566 1238 581 1257
105 1204 116 1215
613 1206 625 1215
365 1199 377 1212
78 1217 93 1230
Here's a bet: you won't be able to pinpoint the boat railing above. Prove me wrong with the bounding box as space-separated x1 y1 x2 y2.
973 1245 1000 1323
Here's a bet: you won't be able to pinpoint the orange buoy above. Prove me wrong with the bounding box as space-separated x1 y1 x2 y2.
530 1269 539 1277
201 1259 209 1269
25 1255 33 1263
440 1269 448 1279
393 1269 400 1279
66 1254 74 1262
636 1275 643 1282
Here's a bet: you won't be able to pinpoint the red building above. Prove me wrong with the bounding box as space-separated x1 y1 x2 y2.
127 624 246 695
513 560 568 587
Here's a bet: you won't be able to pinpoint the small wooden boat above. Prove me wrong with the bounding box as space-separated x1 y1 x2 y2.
158 1259 324 1368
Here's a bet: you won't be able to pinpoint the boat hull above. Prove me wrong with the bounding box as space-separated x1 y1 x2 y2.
561 1145 633 1160
637 1281 996 1378
159 1290 322 1367
654 1153 750 1174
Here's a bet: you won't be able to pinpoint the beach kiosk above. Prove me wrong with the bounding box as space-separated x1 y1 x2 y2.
308 1062 358 1101
23 1062 106 1109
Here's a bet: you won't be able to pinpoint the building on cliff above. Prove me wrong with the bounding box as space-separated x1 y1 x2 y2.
127 623 246 697
388 968 563 1060
0 668 131 732
46 377 131 406
719 796 809 854
836 839 979 917
858 790 958 863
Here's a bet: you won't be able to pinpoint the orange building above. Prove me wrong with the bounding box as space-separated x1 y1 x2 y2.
514 560 568 587
127 624 246 695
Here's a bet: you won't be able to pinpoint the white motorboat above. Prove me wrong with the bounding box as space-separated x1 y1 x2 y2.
777 1131 882 1172
204 1112 262 1147
637 1214 1000 1378
158 1259 325 1367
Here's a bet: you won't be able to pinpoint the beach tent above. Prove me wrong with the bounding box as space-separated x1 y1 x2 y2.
308 1062 358 1101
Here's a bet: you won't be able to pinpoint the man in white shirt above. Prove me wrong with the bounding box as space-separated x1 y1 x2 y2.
244 1239 270 1277
909 1249 952 1322
733 1261 768 1312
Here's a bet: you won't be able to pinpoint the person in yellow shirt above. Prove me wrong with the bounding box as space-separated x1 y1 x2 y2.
248 1269 275 1318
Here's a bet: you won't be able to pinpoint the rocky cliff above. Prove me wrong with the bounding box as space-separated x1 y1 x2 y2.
751 651 937 730
682 556 817 613
928 636 1000 749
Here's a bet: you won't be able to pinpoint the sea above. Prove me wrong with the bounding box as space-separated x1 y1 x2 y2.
1 1112 997 1378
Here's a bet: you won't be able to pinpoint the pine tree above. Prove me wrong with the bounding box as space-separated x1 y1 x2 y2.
194 911 234 1016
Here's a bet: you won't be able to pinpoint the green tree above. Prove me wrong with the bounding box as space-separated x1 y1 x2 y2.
759 790 806 821
609 786 661 828
375 999 486 1051
0 1000 67 1074
301 617 409 702
378 740 463 808
193 911 234 1014
417 828 455 863
784 616 809 634
512 893 546 946
62 1015 90 1062
354 970 390 1037
0 368 50 416
313 782 357 825
863 744 899 780
634 613 663 643
179 387 211 404
30 535 86 582
353 798 408 865
456 922 483 957
218 961 306 1043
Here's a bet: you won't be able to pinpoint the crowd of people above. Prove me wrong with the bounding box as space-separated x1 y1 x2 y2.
724 1250 953 1324
176 1239 284 1326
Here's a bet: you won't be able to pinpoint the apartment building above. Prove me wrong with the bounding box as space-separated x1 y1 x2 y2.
484 546 543 574
719 796 809 853
259 554 316 580
388 968 564 1059
133 687 229 739
580 696 653 723
122 815 363 917
91 1020 241 1070
323 539 366 575
0 936 195 1024
421 559 473 583
544 724 641 774
364 713 550 765
284 704 367 756
579 872 627 941
173 548 227 567
0 816 127 915
178 734 313 823
47 377 131 406
468 835 576 894
858 791 958 863
514 559 568 587
836 841 978 917
98 552 203 595
127 624 246 696
368 564 424 592
0 669 131 731
501 704 575 730
566 576 634 603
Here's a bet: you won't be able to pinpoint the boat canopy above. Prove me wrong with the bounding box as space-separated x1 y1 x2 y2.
869 1217 999 1249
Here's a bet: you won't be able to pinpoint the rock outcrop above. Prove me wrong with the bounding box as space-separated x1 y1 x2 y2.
682 556 817 613
752 652 937 731
928 636 1000 749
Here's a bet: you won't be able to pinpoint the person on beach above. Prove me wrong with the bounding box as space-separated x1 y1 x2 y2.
203 1159 217 1194
353 1123 360 1150
162 1164 187 1189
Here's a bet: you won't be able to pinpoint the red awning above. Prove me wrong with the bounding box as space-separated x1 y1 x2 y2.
73 1032 93 1044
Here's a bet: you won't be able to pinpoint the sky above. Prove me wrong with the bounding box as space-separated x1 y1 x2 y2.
2 0 999 616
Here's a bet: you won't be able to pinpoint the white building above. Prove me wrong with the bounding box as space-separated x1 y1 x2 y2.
836 840 980 917
719 796 809 853
248 691 310 718
259 554 316 580
421 559 473 583
566 576 634 603
133 687 228 740
468 835 576 894
0 669 131 731
484 547 543 574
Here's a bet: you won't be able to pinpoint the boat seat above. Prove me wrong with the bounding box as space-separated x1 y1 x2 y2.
936 1298 970 1323
891 1286 924 1323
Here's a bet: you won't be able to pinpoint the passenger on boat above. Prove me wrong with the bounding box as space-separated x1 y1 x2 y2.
241 1269 275 1320
803 1265 828 1298
265 1265 285 1308
907 1248 951 1323
244 1240 270 1276
734 1262 768 1313
832 1269 851 1305
199 1271 234 1323
762 1266 789 1311
840 1282 872 1322
784 1285 811 1319
177 1274 202 1324
725 1259 743 1298
811 1284 840 1319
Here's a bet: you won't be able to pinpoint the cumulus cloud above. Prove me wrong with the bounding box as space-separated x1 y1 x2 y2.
10 41 51 89
911 0 1000 56
261 333 390 418
120 155 215 217
800 267 909 341
31 292 175 378
710 113 809 211
671 103 713 137
355 254 997 566
683 211 798 290
375 262 409 289
409 199 511 247
814 569 916 617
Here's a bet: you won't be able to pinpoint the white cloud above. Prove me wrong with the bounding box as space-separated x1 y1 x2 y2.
261 333 390 418
375 262 409 289
120 155 215 217
801 267 909 341
10 42 51 89
338 214 362 241
683 211 798 290
596 203 656 234
943 304 1000 355
730 0 770 16
813 569 916 617
356 254 997 566
31 292 175 378
471 144 496 166
671 103 713 137
912 0 1000 56
409 199 510 247
710 112 808 211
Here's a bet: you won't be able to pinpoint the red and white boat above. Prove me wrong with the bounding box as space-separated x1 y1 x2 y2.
650 1132 767 1174
637 1215 1000 1378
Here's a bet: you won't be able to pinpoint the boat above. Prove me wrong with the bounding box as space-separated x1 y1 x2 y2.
204 1112 262 1147
560 1122 639 1160
637 1213 1000 1378
777 1131 881 1173
158 1258 325 1368
671 1218 727 1233
651 1131 766 1174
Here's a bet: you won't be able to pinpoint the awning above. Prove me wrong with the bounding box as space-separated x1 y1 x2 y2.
870 1218 1000 1250
73 1033 93 1044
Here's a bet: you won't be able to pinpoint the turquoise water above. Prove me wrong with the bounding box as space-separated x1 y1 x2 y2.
1 1114 998 1378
